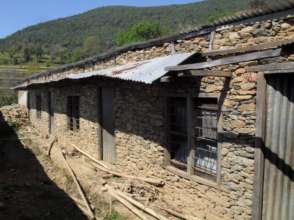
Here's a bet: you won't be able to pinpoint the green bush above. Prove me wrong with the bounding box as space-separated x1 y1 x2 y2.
0 96 17 107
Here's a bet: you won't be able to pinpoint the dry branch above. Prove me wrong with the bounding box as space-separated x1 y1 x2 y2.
71 144 109 169
71 196 96 219
47 136 57 157
107 188 149 220
73 144 164 186
158 206 200 220
91 161 164 187
57 145 95 220
107 186 168 220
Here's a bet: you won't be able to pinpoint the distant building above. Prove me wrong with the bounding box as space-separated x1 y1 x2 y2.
15 4 294 220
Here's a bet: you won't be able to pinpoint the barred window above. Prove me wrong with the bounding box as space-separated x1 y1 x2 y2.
67 96 80 131
36 95 42 119
194 98 218 181
167 96 219 182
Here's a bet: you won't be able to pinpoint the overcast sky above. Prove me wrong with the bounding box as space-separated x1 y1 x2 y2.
0 0 201 38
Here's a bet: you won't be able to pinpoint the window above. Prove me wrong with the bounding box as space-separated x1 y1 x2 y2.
194 98 218 181
167 96 219 182
36 95 42 119
67 96 80 131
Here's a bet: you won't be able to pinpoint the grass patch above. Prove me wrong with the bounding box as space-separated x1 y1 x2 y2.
104 211 127 220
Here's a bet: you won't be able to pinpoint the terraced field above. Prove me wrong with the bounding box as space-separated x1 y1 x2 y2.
0 65 51 105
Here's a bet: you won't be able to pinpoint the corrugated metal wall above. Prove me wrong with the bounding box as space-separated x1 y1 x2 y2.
262 75 294 220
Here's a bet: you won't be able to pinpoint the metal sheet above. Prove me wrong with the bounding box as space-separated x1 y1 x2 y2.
67 53 194 84
262 75 294 220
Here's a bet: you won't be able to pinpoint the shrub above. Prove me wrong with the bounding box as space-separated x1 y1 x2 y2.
0 96 17 107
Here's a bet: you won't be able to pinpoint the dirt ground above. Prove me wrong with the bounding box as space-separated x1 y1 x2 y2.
0 121 88 220
0 106 187 220
0 108 140 220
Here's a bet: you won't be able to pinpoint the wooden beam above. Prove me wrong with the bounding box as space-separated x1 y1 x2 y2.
106 186 168 220
208 31 215 51
264 69 294 75
189 70 232 77
246 62 294 72
165 48 281 71
252 73 266 220
203 38 294 57
57 145 95 220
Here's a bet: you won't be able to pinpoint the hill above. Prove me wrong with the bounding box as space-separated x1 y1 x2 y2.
0 0 267 66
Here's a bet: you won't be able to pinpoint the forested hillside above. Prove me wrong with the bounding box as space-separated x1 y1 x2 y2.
0 0 276 66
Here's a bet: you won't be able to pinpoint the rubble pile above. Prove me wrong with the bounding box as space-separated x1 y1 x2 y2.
112 180 160 203
0 104 28 128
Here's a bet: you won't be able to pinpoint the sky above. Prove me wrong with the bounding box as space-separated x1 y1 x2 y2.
0 0 201 38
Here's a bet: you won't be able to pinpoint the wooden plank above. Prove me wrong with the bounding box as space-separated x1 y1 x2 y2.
203 38 294 57
208 31 215 51
107 186 168 220
264 69 294 74
97 87 103 160
107 188 149 220
57 145 96 220
165 48 281 71
187 94 193 176
246 62 294 72
252 73 266 220
189 70 232 77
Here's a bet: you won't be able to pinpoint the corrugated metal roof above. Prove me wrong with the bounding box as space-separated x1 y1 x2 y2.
66 52 194 84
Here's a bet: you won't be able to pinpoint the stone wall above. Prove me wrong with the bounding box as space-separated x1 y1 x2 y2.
29 85 100 159
111 76 255 220
29 89 50 137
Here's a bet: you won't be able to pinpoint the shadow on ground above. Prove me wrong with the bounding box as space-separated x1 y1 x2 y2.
0 112 88 220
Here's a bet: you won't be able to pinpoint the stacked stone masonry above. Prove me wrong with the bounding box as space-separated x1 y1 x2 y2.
27 16 294 220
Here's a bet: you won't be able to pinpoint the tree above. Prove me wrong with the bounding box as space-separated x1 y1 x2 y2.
116 21 170 46
82 36 101 56
7 47 18 65
23 47 32 63
249 0 269 10
35 46 44 63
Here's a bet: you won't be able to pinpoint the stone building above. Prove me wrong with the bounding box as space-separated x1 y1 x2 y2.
14 4 294 220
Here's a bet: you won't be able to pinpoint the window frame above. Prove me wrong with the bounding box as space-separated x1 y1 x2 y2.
67 96 80 131
165 92 221 186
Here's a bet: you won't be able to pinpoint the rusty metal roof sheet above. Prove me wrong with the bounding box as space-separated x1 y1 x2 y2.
66 52 194 84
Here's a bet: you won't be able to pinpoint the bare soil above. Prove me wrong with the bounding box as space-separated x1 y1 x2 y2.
0 121 88 220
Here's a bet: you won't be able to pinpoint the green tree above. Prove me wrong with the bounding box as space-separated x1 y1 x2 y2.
249 0 269 10
7 47 18 65
35 46 44 63
82 36 101 56
116 21 169 46
23 47 32 63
